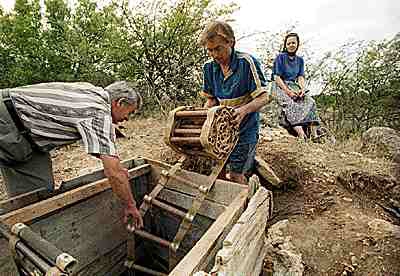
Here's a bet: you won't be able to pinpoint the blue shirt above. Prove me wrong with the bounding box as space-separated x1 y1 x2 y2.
272 52 304 82
201 50 268 144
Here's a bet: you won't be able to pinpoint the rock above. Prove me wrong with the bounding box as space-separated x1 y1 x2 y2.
348 151 363 157
255 156 282 188
389 199 400 209
264 220 304 276
260 99 282 128
193 272 209 276
368 218 400 239
361 127 400 163
342 197 353 202
351 256 358 267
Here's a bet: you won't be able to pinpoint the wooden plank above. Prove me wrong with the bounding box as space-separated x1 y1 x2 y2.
28 188 127 274
169 189 248 276
252 245 267 276
0 158 142 214
157 189 226 220
0 164 151 226
146 158 247 206
0 188 49 215
76 242 126 276
239 231 266 275
201 188 272 275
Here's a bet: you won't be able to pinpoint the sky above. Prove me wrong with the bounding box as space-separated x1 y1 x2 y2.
1 0 399 56
218 0 399 56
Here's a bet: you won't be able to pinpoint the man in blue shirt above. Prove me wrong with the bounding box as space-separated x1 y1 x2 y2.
199 21 270 184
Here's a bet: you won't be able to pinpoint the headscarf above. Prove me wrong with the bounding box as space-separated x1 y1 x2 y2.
282 32 300 56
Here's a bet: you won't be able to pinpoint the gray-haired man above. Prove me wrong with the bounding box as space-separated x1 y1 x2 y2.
0 81 143 228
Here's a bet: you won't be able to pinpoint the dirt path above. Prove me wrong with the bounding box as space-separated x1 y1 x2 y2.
1 117 399 275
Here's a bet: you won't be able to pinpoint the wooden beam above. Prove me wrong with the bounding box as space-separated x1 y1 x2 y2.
145 158 247 206
157 189 226 220
196 187 273 275
0 188 49 215
169 189 248 276
0 158 143 214
0 164 151 226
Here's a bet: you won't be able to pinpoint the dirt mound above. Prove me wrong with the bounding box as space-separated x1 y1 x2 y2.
257 131 400 275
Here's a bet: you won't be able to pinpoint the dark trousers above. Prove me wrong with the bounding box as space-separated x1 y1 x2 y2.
0 91 54 198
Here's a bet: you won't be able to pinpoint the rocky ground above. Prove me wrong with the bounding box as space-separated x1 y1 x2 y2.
257 128 400 276
1 117 399 276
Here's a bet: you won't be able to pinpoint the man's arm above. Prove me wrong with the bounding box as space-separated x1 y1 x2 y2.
233 92 269 125
100 155 143 228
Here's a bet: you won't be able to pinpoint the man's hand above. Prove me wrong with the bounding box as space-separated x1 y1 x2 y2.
233 105 248 125
124 203 144 232
121 168 143 230
100 155 143 230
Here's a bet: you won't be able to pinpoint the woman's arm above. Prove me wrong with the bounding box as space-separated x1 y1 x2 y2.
275 75 296 98
233 93 269 125
204 97 219 108
298 75 305 96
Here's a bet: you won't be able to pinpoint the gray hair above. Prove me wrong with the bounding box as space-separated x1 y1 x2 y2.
105 81 143 110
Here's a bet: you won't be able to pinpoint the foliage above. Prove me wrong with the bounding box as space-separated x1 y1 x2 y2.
112 0 238 114
315 36 400 138
0 0 236 113
0 0 43 87
253 25 323 87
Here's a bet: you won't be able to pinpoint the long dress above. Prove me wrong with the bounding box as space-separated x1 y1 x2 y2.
272 81 320 128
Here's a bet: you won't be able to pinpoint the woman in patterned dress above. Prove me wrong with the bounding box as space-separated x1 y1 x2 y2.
272 33 320 139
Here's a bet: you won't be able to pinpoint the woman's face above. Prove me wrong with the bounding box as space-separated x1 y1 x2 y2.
205 36 233 66
285 36 298 54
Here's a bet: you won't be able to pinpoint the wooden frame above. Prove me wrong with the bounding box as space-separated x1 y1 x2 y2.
0 157 248 276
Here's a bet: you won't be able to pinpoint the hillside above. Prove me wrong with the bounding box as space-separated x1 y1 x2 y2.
1 117 399 275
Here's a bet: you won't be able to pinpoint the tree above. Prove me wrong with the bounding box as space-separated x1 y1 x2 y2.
115 0 237 113
316 35 400 138
0 0 237 114
0 0 46 87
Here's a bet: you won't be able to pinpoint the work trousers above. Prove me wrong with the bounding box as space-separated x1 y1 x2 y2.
0 90 54 198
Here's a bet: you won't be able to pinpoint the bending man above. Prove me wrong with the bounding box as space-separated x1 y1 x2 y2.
0 81 143 228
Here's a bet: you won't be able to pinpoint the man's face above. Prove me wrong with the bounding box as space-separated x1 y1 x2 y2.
286 36 298 53
205 36 233 66
111 99 137 124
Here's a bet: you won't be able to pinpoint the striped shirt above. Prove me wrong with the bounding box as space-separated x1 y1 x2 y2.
7 82 117 156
